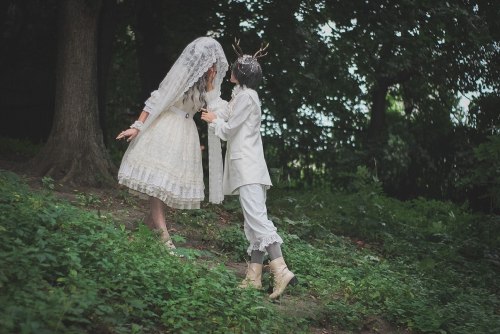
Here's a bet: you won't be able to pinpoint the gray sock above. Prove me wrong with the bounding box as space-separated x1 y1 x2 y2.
266 242 283 261
250 250 265 264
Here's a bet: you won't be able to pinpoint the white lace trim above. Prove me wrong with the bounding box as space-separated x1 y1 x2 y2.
118 163 204 210
246 233 284 256
231 84 245 98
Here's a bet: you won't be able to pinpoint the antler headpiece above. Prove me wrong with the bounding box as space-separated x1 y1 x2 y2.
232 38 269 59
232 38 244 58
253 42 269 58
231 38 269 81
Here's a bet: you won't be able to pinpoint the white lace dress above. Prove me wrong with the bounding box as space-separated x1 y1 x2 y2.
118 94 204 209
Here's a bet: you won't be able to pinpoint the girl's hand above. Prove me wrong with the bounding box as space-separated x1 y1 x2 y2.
116 128 139 142
200 108 217 123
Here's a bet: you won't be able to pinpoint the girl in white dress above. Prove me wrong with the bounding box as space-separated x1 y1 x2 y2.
116 37 227 248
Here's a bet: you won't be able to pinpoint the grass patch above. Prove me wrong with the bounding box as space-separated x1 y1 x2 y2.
266 182 500 333
1 166 499 333
0 170 302 333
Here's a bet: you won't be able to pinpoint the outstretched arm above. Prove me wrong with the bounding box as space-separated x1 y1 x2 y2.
116 111 149 142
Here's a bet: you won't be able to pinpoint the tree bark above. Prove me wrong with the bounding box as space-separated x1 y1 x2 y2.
31 0 115 187
98 0 119 145
368 78 389 140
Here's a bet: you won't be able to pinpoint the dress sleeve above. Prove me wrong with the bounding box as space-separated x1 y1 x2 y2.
212 93 254 141
143 90 162 115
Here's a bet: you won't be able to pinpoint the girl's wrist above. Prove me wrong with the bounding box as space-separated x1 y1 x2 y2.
130 120 144 131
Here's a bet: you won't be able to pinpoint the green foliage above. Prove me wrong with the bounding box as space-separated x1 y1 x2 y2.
252 0 497 194
467 94 500 137
1 166 499 333
0 170 300 333
104 19 143 166
0 137 41 158
459 135 500 212
41 176 55 190
3 0 499 213
74 191 101 207
267 178 500 333
216 225 248 262
175 208 218 226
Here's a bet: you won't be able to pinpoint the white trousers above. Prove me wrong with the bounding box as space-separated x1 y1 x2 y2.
238 184 283 255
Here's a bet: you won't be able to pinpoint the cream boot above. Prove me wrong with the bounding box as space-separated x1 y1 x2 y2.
269 257 297 299
239 263 263 289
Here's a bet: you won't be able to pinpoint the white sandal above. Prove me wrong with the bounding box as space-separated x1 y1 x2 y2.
164 239 185 257
164 239 176 249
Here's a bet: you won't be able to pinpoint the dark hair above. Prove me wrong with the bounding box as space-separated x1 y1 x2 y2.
231 58 262 89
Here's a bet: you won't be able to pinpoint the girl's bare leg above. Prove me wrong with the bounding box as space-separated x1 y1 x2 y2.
144 213 154 229
149 196 171 242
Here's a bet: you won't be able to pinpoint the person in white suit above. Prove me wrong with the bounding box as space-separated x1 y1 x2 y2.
201 41 297 299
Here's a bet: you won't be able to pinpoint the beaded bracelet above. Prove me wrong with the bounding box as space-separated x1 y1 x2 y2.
130 120 144 131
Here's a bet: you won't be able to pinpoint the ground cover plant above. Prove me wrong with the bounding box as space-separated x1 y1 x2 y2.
0 165 499 333
0 170 299 334
265 170 500 333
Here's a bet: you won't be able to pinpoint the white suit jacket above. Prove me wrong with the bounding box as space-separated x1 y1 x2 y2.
206 86 272 195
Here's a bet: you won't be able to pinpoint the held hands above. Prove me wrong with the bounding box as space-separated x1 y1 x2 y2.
200 108 217 123
116 128 139 142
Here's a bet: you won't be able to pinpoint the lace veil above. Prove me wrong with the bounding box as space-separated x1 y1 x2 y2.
143 36 227 204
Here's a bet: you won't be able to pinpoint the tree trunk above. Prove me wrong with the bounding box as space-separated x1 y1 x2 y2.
401 83 414 118
31 0 115 187
368 79 389 140
98 0 119 145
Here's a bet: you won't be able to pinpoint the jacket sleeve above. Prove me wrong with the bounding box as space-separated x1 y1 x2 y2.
205 90 229 120
211 93 254 142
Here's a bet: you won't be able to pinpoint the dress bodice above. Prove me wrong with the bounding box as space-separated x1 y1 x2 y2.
172 88 204 116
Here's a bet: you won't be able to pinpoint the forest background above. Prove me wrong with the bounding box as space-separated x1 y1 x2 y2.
1 0 499 211
0 0 499 333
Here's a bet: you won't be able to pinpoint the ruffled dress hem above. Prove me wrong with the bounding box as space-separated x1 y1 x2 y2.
118 163 204 210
